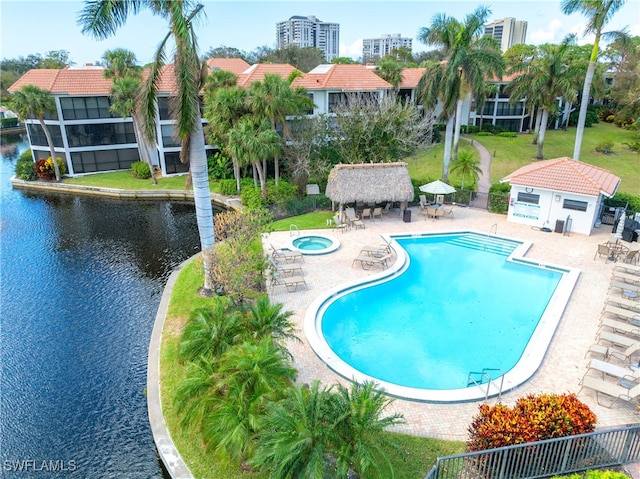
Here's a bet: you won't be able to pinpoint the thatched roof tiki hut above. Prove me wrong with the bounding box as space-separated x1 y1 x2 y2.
325 162 415 213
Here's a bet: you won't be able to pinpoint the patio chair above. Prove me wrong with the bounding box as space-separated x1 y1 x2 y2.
611 270 640 284
605 295 640 311
270 244 304 263
271 271 307 292
361 208 372 220
579 373 640 408
586 338 640 363
380 202 392 216
443 205 455 218
610 281 640 295
623 249 640 265
435 194 444 205
596 330 638 348
599 317 640 338
419 195 428 207
594 243 612 262
359 245 390 257
333 215 349 233
352 253 392 270
603 304 640 322
615 263 640 274
372 207 383 220
345 207 365 230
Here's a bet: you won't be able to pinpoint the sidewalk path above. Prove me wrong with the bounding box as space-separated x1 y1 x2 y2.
461 136 492 195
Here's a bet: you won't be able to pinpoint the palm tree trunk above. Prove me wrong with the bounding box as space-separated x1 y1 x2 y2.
233 159 240 194
572 58 598 161
190 113 215 293
254 160 267 197
442 115 454 181
532 107 542 145
452 99 464 158
39 117 61 181
536 109 549 160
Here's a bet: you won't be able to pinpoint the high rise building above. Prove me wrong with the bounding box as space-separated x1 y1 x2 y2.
484 17 528 52
276 15 340 61
362 34 412 62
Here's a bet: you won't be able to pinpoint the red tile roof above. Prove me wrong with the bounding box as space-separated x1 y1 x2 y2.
293 64 392 91
206 58 251 75
400 68 426 89
8 67 113 95
236 64 299 87
502 157 621 197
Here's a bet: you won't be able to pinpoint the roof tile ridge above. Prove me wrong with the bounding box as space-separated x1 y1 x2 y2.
563 157 604 191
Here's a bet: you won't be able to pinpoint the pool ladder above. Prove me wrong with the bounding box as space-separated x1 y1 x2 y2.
489 223 498 235
289 224 299 237
467 368 504 402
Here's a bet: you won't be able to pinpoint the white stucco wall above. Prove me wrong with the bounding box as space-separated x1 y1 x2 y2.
506 185 600 236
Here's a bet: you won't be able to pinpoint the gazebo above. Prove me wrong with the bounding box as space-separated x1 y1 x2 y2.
325 162 415 212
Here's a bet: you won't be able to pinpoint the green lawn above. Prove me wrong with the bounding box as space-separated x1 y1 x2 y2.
161 260 466 479
407 122 639 195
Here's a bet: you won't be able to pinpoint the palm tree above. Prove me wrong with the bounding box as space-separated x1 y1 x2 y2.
10 85 62 181
203 337 296 463
449 148 482 189
506 40 578 160
244 296 299 346
561 0 627 160
333 381 404 479
417 6 505 180
251 381 338 479
375 56 404 91
247 73 314 183
102 48 157 184
80 0 216 293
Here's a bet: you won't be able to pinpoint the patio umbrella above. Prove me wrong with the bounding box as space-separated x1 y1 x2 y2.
419 180 457 195
613 211 626 243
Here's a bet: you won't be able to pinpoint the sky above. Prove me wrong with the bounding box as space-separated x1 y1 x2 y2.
1 0 639 66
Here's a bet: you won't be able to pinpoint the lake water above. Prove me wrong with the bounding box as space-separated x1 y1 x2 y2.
0 134 200 478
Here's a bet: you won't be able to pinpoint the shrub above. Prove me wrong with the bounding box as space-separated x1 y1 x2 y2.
623 133 640 153
497 131 517 138
218 179 237 196
130 161 151 179
14 149 37 181
207 152 233 180
35 156 66 180
552 471 631 479
595 138 614 154
467 393 596 452
477 131 494 136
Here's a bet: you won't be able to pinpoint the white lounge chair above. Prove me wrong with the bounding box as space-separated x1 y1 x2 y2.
270 244 304 263
610 281 640 294
372 207 383 220
599 317 640 338
579 373 640 408
271 271 307 292
333 215 349 233
269 257 303 277
345 208 364 230
603 304 640 322
583 358 640 381
352 253 392 270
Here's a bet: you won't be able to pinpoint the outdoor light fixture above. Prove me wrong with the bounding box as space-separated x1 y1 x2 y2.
555 195 561 202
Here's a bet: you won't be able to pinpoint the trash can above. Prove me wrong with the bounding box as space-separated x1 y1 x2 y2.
554 219 565 233
403 209 411 223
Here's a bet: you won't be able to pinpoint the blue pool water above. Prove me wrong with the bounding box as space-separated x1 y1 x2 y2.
321 233 563 391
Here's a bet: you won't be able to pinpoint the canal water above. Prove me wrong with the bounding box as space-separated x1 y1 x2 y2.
0 134 200 478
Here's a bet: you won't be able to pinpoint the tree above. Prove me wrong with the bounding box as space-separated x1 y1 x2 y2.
244 296 298 346
375 56 404 91
10 85 62 181
506 40 578 160
80 0 216 293
561 0 627 160
449 148 482 189
604 34 640 120
203 45 249 62
417 6 505 180
333 381 404 479
102 48 158 184
472 81 499 132
260 44 326 73
251 381 338 479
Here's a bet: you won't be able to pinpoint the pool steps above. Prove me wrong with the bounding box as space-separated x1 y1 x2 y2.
445 233 518 255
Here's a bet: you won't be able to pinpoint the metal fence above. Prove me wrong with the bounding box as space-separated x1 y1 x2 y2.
425 424 640 479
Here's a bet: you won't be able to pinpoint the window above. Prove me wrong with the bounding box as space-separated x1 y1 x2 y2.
164 151 189 174
70 148 138 174
66 123 136 147
563 199 588 211
60 96 114 120
161 124 179 147
517 192 539 204
158 97 171 121
27 123 64 147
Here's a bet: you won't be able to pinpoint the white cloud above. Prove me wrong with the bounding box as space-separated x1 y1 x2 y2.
529 19 565 45
340 38 363 60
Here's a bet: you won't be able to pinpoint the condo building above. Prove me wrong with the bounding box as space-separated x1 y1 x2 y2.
484 17 528 52
362 34 413 63
276 15 340 61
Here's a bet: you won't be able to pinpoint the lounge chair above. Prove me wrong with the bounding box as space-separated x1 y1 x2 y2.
605 295 640 311
615 263 640 274
359 245 390 256
380 202 391 216
611 270 640 284
587 340 640 363
333 215 349 233
623 249 640 265
599 317 640 338
345 208 365 230
361 208 372 220
372 207 383 220
271 271 307 292
579 373 640 407
352 253 392 270
585 358 640 381
596 330 638 348
269 257 303 277
603 304 640 322
270 244 304 263
609 281 640 295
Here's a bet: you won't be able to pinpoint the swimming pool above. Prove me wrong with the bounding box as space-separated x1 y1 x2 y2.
304 231 579 402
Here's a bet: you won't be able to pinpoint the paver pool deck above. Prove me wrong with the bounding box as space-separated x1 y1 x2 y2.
264 205 640 442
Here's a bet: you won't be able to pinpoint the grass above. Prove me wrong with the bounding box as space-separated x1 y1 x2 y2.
407 122 639 195
160 259 467 478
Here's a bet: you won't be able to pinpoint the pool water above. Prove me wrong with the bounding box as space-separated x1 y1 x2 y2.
319 233 564 394
289 234 340 255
